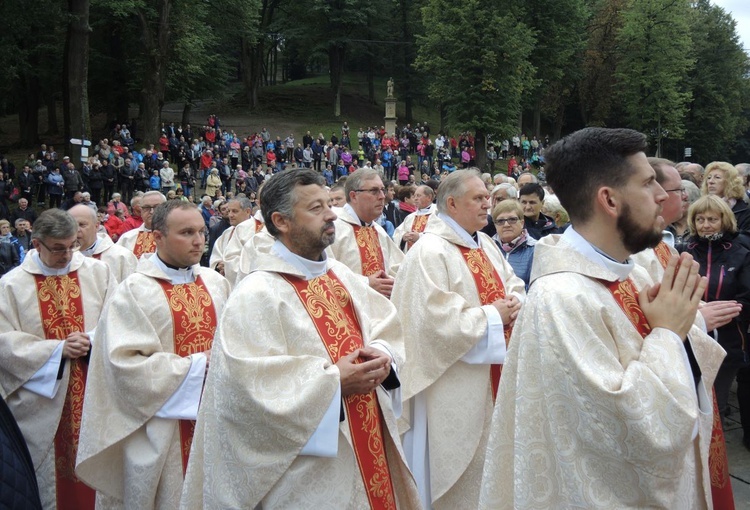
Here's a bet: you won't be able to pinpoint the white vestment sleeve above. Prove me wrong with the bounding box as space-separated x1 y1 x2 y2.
369 341 402 418
461 304 506 364
23 342 64 398
300 384 341 458
155 353 206 420
658 327 701 440
87 328 96 345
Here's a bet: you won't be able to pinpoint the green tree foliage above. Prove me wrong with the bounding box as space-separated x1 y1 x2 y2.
523 0 590 138
681 0 750 162
614 0 694 153
415 0 535 168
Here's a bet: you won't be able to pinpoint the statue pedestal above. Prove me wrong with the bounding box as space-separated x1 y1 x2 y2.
384 98 397 137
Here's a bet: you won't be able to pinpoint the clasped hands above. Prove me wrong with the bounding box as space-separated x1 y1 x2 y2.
335 346 391 397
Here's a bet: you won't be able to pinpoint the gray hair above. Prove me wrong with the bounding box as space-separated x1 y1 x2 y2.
683 180 701 205
517 171 538 183
436 168 482 214
344 167 384 203
142 190 166 203
229 196 254 211
31 209 78 241
261 168 326 237
491 183 518 199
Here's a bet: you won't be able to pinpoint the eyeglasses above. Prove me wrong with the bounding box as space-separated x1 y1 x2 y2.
664 187 686 195
141 205 157 212
354 188 386 196
494 217 520 225
37 239 79 255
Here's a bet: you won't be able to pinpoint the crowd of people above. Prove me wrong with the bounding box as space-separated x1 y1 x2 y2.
1 124 750 509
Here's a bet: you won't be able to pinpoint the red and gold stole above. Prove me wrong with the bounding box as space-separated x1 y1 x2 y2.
406 214 429 250
255 219 264 233
352 225 386 276
34 272 95 510
651 249 734 509
654 241 673 269
282 271 396 510
457 244 511 401
133 231 156 258
603 277 734 509
157 276 217 475
92 253 102 260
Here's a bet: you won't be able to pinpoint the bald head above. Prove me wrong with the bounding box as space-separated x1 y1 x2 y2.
69 204 99 249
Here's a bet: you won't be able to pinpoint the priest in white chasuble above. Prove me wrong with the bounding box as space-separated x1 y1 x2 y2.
116 190 165 258
390 169 525 510
181 168 421 510
76 201 230 510
0 208 116 510
392 184 436 252
480 128 726 510
208 196 253 275
70 204 137 283
329 167 403 298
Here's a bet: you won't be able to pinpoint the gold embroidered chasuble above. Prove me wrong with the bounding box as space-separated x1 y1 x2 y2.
180 253 420 510
116 225 154 258
391 215 525 509
75 257 230 510
0 252 115 509
282 271 396 509
480 234 726 509
89 234 137 283
393 210 433 252
330 207 403 278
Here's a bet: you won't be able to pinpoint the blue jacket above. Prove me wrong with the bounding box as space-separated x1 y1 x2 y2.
493 235 536 290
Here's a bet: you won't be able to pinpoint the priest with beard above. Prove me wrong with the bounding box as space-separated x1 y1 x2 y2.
181 168 420 509
480 127 726 509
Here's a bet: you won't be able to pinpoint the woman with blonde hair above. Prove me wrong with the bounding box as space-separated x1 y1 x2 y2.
680 194 750 447
702 161 750 231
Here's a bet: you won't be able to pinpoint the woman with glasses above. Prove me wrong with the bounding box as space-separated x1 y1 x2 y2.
491 200 536 289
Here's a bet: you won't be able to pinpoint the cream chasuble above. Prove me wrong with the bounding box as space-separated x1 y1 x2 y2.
84 233 137 283
75 255 230 510
208 225 234 270
393 208 433 252
116 224 156 258
480 231 726 509
330 205 403 278
180 246 420 510
0 252 116 509
391 213 525 510
221 217 259 286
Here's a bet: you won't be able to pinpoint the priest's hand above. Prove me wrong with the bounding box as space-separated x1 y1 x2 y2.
699 300 742 331
336 348 390 396
403 231 420 244
492 295 522 326
640 253 707 340
62 332 91 359
368 270 394 298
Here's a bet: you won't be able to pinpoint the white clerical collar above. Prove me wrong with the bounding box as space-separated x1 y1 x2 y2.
80 238 100 257
562 226 634 282
417 205 433 215
32 252 72 276
343 203 369 226
272 239 328 280
437 212 479 249
149 252 196 284
662 230 675 247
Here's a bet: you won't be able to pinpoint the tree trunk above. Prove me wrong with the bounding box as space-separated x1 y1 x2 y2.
553 101 565 142
439 103 447 135
533 97 541 138
367 55 375 104
329 44 345 118
63 0 91 159
137 0 171 146
474 129 487 171
16 73 41 147
46 88 58 135
182 101 192 127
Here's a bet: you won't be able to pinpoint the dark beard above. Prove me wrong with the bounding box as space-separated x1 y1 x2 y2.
617 202 663 254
